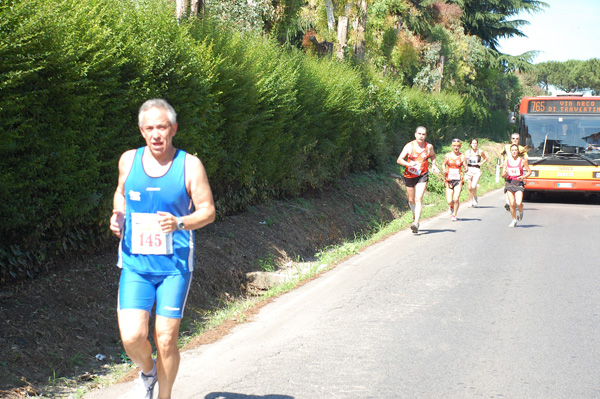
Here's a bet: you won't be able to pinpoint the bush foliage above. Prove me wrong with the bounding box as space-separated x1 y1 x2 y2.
0 0 510 282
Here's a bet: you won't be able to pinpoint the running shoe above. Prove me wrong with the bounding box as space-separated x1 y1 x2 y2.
474 197 478 206
508 220 517 228
467 201 473 208
517 211 523 221
504 203 510 211
134 363 157 399
451 215 457 222
449 205 454 215
410 222 419 233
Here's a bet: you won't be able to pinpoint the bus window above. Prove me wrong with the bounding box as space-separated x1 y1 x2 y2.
521 115 600 158
584 131 600 150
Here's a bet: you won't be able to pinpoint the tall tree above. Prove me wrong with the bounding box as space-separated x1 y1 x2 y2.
175 0 202 19
176 0 188 20
354 0 368 60
325 0 336 31
536 59 600 94
453 0 547 51
190 0 202 17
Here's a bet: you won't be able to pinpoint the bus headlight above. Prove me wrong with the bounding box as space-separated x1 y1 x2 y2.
593 172 600 179
530 170 539 177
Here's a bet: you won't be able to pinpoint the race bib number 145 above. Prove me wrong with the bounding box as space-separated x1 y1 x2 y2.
131 213 173 255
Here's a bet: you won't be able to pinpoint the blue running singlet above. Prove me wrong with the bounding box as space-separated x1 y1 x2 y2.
118 147 194 274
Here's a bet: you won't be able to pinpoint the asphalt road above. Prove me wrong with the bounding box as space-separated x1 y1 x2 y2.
86 189 600 399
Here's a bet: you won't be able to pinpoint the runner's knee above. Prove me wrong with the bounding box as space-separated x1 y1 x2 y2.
155 330 179 352
120 328 149 348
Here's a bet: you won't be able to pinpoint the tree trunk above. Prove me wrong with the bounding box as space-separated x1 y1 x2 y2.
176 0 188 20
337 16 349 61
353 0 367 60
190 0 201 17
325 0 336 32
434 55 445 93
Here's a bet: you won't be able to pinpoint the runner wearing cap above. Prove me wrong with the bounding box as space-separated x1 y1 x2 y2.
442 138 467 222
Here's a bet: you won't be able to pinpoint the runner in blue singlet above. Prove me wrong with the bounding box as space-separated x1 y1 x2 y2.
110 99 215 399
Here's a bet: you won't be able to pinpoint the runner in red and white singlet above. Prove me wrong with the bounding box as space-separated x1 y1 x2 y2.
442 139 467 221
403 140 431 179
397 126 441 234
500 133 528 211
501 144 531 227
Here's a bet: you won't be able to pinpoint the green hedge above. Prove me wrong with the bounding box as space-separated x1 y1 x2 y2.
0 0 509 283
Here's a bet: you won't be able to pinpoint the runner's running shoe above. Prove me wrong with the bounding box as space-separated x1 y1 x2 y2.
134 362 157 399
410 222 419 233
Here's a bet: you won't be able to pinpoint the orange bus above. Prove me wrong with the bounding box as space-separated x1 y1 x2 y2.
511 94 600 198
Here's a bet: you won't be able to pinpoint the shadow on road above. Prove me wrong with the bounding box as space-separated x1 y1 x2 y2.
453 217 482 222
206 393 294 399
513 224 542 229
417 228 456 235
525 191 600 206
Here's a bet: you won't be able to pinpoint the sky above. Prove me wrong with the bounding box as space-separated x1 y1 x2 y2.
497 0 600 64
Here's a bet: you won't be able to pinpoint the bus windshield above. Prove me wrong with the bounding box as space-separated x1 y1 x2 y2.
521 114 600 160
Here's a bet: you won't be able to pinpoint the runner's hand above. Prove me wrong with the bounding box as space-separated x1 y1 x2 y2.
110 210 125 238
157 211 177 233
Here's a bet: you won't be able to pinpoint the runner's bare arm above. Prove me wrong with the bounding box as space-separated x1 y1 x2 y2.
480 150 488 166
182 155 216 230
521 159 532 180
157 154 215 232
428 145 440 173
110 150 136 238
396 143 411 167
441 153 448 174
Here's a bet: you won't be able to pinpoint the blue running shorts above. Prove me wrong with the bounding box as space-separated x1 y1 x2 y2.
118 269 192 319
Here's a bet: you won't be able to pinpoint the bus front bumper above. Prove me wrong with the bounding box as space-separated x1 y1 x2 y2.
524 178 600 192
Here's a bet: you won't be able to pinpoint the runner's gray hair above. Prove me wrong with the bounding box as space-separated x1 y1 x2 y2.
138 99 177 126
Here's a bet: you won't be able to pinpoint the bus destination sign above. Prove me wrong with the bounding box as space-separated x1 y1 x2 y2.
528 99 600 114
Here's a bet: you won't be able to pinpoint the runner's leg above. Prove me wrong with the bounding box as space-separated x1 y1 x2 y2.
445 183 454 210
452 183 462 216
155 316 182 399
465 174 474 202
471 172 481 200
118 309 154 374
414 182 427 223
507 190 517 220
406 185 416 218
515 191 524 214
